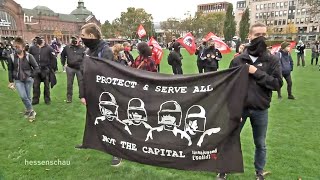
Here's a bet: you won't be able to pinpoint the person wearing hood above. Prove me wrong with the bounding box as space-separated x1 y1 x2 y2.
219 23 283 180
311 41 319 65
296 40 305 67
201 39 222 72
28 36 57 105
276 42 295 100
167 42 183 74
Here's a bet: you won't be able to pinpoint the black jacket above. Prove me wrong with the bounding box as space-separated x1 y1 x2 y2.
29 44 57 71
230 50 283 110
8 52 40 83
86 40 113 60
61 45 85 69
168 51 183 66
201 47 222 68
195 45 206 61
124 51 134 64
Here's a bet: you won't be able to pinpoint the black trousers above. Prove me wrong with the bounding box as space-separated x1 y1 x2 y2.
172 64 183 74
0 58 7 70
277 73 293 97
204 66 218 72
197 60 205 73
33 69 51 103
66 66 84 99
311 57 319 65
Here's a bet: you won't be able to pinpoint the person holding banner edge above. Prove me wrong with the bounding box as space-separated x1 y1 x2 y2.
217 22 283 180
76 23 122 167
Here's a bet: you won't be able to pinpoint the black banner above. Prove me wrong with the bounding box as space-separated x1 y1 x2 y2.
82 57 249 173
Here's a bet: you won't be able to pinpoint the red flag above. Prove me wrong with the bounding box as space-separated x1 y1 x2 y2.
177 32 196 55
204 32 231 54
148 37 163 64
204 32 219 41
137 24 147 38
270 41 296 55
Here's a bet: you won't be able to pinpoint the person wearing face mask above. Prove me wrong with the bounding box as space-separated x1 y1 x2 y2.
28 36 58 105
217 23 283 180
275 42 295 100
122 42 134 66
167 42 183 74
195 39 207 73
201 39 222 72
60 36 86 103
7 37 40 121
76 23 119 166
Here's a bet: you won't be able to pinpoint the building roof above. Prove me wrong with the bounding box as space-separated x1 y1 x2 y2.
70 0 92 16
23 8 81 22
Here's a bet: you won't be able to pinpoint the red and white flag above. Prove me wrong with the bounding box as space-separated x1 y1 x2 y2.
270 41 296 55
148 37 163 64
204 32 231 54
177 32 197 55
137 24 147 38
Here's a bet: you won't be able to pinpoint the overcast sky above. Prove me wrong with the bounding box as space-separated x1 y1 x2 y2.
15 0 237 23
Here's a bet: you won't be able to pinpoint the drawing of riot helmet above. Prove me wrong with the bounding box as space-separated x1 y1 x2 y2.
185 105 206 133
99 92 119 121
158 101 182 131
127 98 147 125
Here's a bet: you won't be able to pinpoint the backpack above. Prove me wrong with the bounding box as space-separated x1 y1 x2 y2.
167 52 174 65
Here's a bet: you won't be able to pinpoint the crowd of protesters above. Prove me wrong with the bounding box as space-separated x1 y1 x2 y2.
2 21 319 180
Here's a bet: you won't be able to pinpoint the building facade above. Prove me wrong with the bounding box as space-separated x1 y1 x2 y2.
235 0 320 41
0 0 100 44
197 2 230 13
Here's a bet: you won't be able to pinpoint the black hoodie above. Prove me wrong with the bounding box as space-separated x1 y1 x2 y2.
230 50 283 110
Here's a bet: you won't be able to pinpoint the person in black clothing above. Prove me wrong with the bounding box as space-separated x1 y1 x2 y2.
0 42 7 70
195 39 207 73
28 36 57 105
168 36 176 51
61 36 86 103
217 23 283 180
311 41 319 65
7 37 40 121
276 42 295 100
168 42 183 74
123 42 134 66
76 23 118 166
201 39 222 72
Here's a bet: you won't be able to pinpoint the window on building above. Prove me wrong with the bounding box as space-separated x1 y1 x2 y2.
280 11 283 16
293 10 296 14
297 9 301 15
256 4 260 10
284 2 288 7
302 9 306 15
264 4 267 9
278 20 282 25
284 10 287 16
268 3 271 8
260 4 264 9
289 10 292 14
263 12 267 18
271 11 275 17
274 20 278 25
272 3 275 8
259 13 263 19
283 19 286 25
275 11 279 17
276 2 280 8
300 18 304 23
267 12 271 17
280 2 284 8
256 13 259 19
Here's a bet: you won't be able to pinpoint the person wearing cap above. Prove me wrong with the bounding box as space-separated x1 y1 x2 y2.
295 40 305 67
195 39 207 73
311 41 319 65
201 39 222 72
61 36 86 103
167 42 183 74
275 42 295 100
28 36 58 105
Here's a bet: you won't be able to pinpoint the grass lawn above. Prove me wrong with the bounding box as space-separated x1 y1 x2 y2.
0 49 319 180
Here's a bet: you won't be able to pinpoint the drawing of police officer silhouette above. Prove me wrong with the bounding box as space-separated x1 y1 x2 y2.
94 92 221 147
